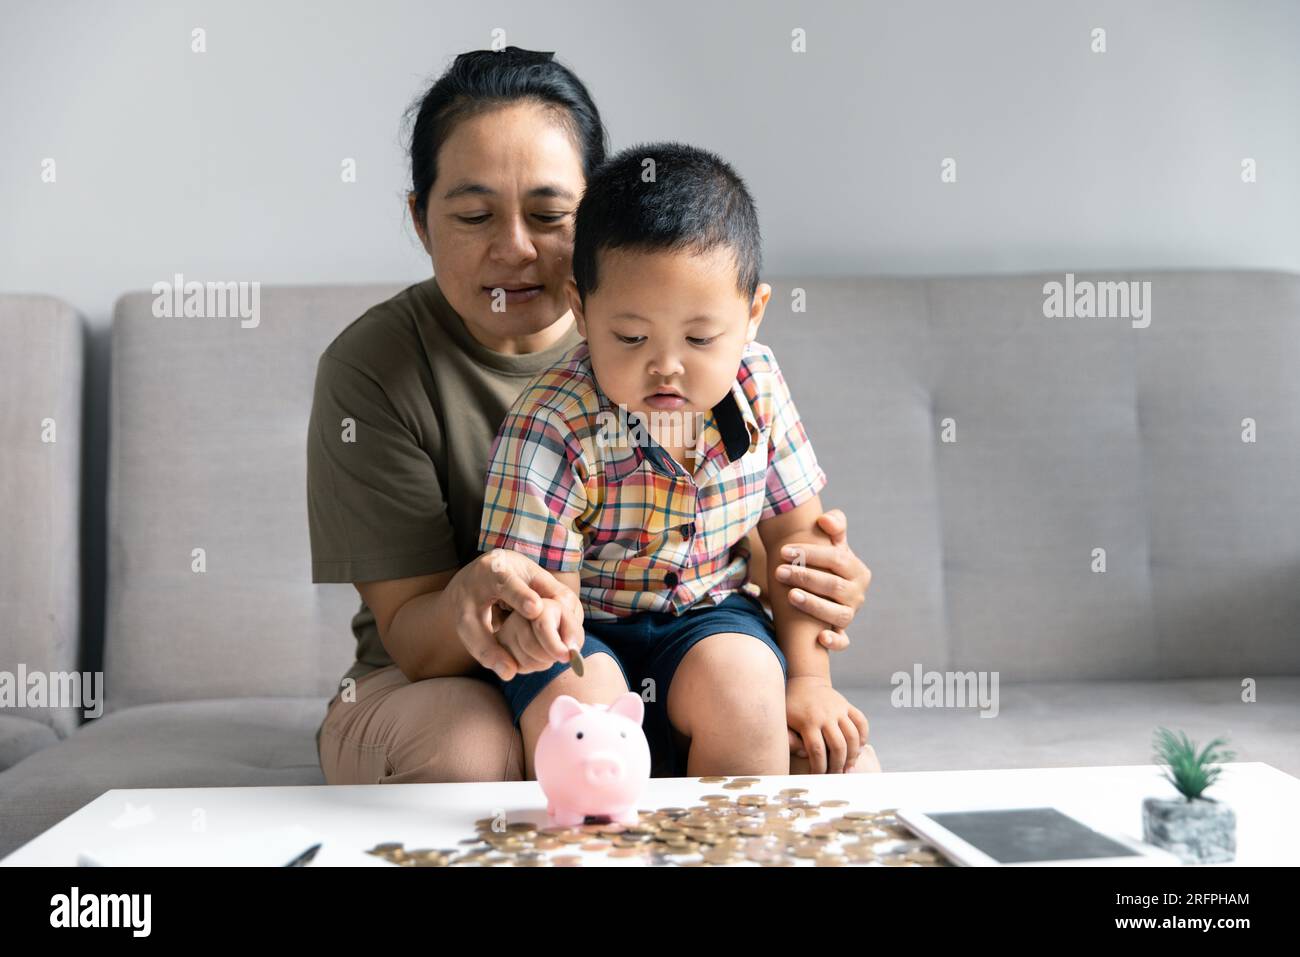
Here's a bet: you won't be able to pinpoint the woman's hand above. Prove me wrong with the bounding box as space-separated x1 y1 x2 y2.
771 508 871 652
449 549 584 681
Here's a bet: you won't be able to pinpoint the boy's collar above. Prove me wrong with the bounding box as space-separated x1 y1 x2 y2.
708 378 762 462
579 342 761 472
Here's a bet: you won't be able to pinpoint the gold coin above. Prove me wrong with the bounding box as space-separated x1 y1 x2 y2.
821 799 850 807
568 648 584 677
722 781 752 790
609 846 646 858
698 776 728 783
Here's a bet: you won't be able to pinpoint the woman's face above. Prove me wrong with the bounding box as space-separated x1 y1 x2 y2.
409 101 586 354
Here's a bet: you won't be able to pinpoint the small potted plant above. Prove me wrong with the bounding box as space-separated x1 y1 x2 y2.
1142 727 1237 864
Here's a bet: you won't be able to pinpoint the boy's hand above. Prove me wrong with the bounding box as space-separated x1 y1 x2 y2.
490 595 583 679
785 676 870 774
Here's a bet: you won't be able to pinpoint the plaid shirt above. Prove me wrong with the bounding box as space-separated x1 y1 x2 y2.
477 339 827 620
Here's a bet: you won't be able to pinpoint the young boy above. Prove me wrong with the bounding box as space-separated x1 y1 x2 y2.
477 143 868 779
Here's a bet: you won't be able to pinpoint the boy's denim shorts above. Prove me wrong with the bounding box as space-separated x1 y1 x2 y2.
487 591 787 778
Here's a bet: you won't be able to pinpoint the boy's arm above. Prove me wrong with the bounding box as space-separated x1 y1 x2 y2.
757 494 835 679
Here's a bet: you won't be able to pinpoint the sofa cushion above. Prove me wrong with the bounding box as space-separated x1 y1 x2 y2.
851 676 1300 777
0 715 60 772
0 697 327 859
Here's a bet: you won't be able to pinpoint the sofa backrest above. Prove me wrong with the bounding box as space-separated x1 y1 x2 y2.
103 283 405 711
0 296 83 736
755 270 1300 684
101 270 1300 708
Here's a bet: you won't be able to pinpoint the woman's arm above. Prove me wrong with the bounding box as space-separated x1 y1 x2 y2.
775 508 871 644
356 568 471 680
744 509 871 651
757 496 836 679
357 549 585 683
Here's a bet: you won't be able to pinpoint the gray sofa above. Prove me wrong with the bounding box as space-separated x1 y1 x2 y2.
2 270 1298 859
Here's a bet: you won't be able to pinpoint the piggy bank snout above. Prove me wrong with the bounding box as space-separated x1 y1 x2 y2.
582 750 627 785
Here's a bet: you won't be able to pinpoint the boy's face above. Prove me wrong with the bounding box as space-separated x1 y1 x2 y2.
566 245 770 433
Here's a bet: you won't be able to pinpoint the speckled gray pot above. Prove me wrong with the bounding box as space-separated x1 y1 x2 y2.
1142 796 1236 864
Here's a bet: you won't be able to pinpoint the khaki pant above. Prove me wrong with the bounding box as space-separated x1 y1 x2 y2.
317 663 884 784
318 665 526 784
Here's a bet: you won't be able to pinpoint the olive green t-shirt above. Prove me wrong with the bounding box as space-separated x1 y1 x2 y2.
306 276 584 691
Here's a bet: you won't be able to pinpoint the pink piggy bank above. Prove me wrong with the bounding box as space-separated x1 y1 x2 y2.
535 692 651 827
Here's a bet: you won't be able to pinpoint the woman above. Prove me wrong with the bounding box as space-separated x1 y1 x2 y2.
308 47 879 783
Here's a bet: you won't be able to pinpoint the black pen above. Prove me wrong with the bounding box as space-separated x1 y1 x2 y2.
285 843 321 867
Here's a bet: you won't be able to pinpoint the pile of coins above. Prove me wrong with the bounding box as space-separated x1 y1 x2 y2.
365 777 951 867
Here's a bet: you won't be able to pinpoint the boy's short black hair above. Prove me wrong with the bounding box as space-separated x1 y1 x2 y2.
572 142 762 303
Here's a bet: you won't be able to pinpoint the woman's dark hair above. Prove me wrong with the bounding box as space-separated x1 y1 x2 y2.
405 47 608 229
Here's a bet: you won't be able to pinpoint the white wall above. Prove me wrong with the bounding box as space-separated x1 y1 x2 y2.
3 0 1297 327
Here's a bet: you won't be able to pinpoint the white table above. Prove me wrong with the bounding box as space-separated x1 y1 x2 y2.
4 762 1295 866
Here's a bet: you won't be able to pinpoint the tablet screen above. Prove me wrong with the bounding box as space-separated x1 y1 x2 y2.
928 808 1138 863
